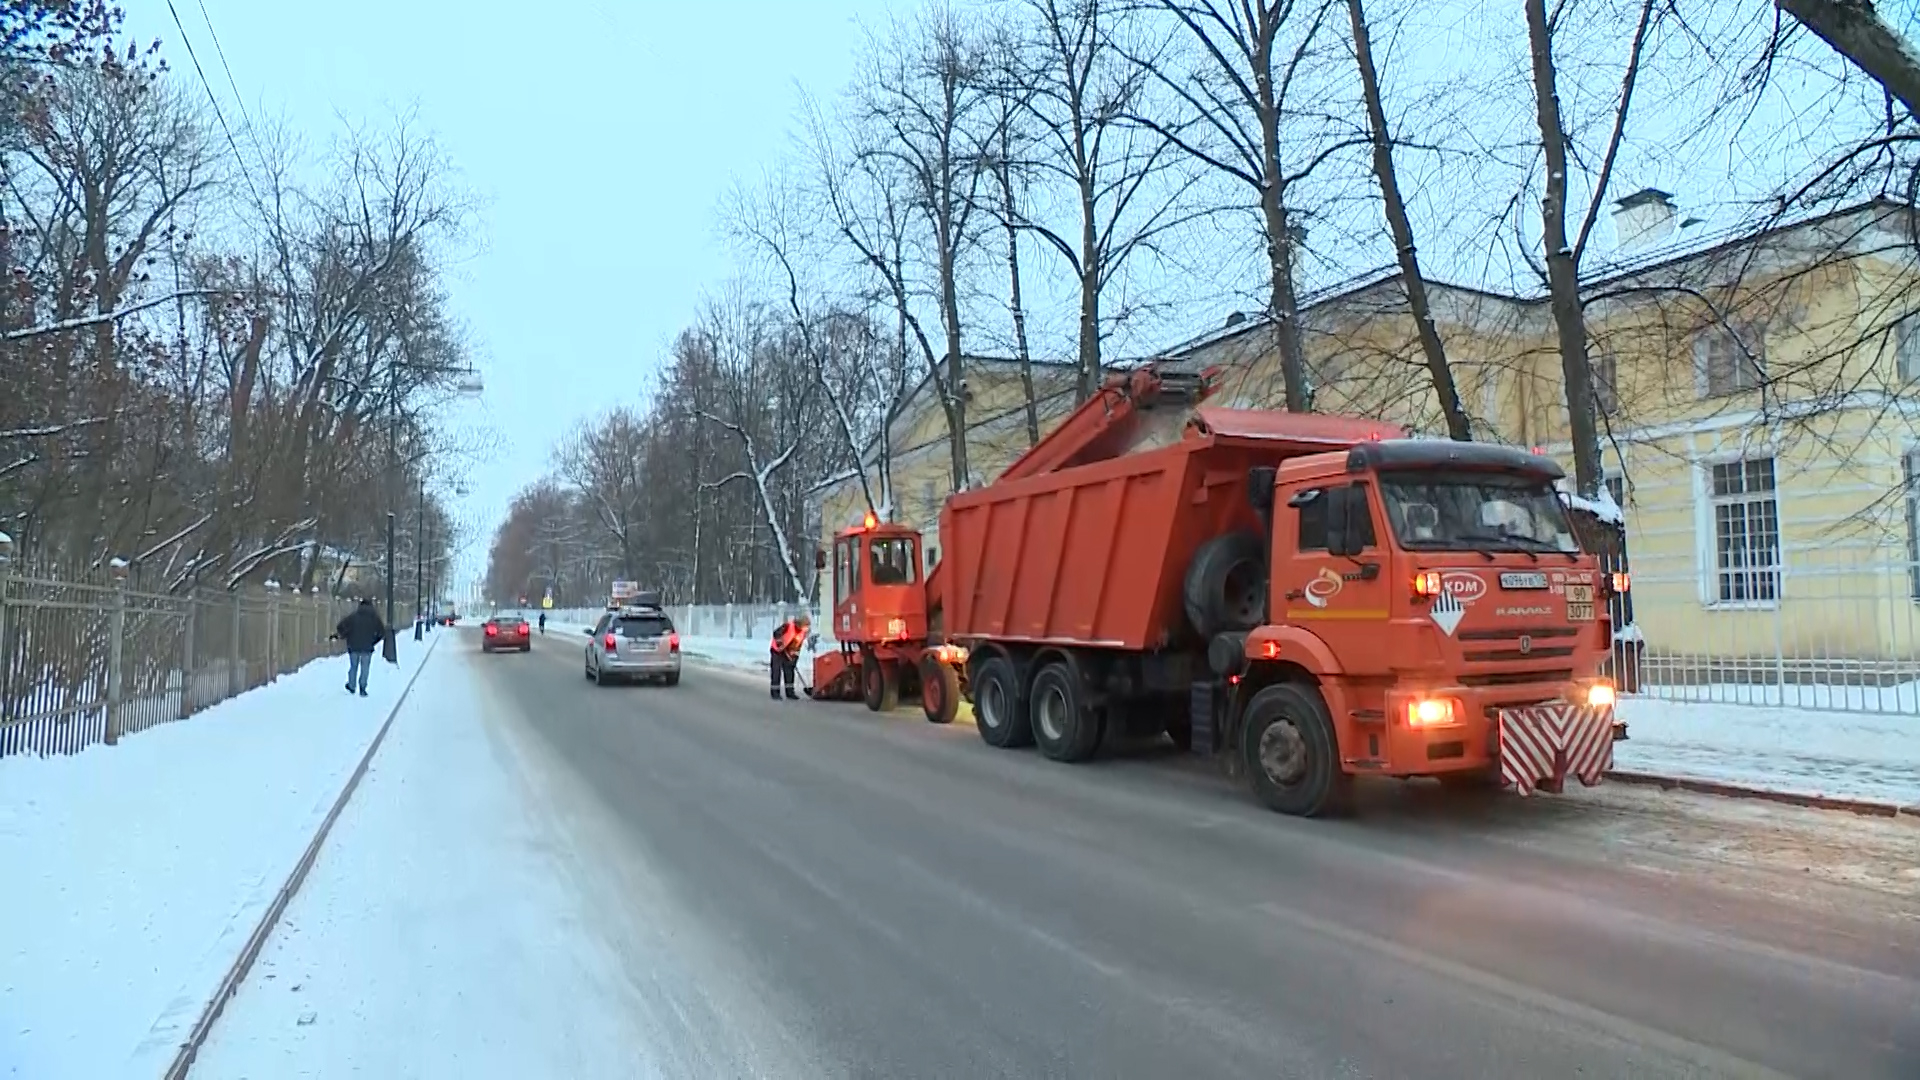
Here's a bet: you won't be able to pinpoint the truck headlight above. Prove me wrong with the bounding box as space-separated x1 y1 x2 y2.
1406 697 1458 727
1586 682 1616 708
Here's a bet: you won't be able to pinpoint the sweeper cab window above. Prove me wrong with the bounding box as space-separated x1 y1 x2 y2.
868 537 917 587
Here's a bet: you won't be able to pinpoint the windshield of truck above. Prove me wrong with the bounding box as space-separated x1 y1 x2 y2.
869 537 917 586
1379 471 1580 554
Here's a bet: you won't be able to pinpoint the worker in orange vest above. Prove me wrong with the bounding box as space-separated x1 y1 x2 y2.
769 614 811 700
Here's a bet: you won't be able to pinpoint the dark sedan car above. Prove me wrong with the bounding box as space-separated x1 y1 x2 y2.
482 616 531 653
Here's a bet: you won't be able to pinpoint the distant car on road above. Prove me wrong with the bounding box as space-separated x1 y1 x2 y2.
482 615 531 653
585 605 680 686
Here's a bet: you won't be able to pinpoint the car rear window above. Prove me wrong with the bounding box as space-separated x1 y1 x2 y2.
616 615 671 638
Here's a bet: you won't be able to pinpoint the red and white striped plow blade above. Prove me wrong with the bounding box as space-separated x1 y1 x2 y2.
1498 704 1615 796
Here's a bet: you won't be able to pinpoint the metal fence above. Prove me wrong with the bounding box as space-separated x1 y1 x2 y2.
1601 547 1920 716
0 563 346 758
519 603 818 646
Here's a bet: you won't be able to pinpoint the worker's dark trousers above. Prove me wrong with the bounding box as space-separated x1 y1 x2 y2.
770 650 797 698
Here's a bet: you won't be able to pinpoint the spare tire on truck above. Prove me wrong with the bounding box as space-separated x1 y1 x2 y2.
1184 530 1267 638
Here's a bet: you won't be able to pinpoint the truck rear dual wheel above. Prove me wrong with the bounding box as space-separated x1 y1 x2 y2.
1240 683 1353 816
1030 663 1102 763
972 656 1033 748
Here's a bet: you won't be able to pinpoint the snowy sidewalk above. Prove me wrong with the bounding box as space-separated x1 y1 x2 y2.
0 632 441 1080
679 635 1920 806
187 642 666 1079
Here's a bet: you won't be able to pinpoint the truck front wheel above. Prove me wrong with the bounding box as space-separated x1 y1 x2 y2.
972 656 1032 748
1030 662 1102 763
1240 683 1353 817
920 656 960 724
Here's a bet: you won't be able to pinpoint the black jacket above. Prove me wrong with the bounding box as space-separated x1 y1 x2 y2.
335 605 388 653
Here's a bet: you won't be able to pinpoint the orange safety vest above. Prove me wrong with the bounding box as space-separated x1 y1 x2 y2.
771 620 806 654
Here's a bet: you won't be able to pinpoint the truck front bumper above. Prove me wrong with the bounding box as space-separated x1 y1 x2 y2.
1377 685 1623 794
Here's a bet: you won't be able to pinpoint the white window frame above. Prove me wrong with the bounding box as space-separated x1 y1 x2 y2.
1904 445 1920 601
1696 451 1782 609
1895 316 1920 383
1592 349 1619 415
1692 323 1766 399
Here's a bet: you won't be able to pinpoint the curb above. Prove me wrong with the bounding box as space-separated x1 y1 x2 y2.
1606 769 1920 819
163 633 444 1080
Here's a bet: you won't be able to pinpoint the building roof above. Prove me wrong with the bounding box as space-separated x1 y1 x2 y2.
1159 197 1915 364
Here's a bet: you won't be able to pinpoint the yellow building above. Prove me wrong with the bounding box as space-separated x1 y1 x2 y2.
1167 195 1920 678
810 355 1104 571
811 196 1920 677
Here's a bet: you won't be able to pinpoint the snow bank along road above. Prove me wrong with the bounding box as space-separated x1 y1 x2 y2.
199 629 1916 1079
0 637 436 1080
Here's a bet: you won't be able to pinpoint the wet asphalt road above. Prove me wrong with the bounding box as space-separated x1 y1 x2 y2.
467 633 1920 1080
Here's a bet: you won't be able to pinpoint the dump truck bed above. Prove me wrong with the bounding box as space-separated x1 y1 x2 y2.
936 408 1403 651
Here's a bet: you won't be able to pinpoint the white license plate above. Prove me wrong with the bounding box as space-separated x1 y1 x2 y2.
1500 572 1549 589
1567 601 1595 622
1566 584 1595 603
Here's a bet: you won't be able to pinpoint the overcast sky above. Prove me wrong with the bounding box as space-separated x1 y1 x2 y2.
126 0 1875 596
130 0 899 594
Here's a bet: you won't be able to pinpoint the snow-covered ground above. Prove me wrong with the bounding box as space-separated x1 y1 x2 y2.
187 643 711 1079
0 633 439 1080
676 634 1920 806
1613 695 1918 805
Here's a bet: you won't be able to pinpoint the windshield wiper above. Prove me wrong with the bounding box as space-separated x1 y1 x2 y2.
1496 531 1581 561
1451 530 1546 561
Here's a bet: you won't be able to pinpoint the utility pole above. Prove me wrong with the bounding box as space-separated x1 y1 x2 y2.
384 359 399 638
413 475 426 641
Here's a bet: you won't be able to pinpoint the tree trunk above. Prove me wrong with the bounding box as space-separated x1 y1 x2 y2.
994 153 1041 446
1779 0 1920 118
1349 0 1469 441
1260 187 1312 412
1256 75 1312 412
1524 0 1604 496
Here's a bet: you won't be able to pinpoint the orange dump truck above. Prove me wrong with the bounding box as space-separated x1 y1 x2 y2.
811 364 1626 816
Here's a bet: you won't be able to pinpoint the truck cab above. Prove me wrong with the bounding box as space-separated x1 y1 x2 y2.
1228 440 1622 812
826 515 928 646
810 514 966 719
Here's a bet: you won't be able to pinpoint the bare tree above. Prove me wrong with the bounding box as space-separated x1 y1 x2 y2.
839 7 994 490
974 29 1044 444
1126 0 1359 412
1779 0 1920 117
687 292 819 602
1522 0 1658 498
555 407 650 579
1344 0 1467 440
726 170 897 518
995 0 1207 403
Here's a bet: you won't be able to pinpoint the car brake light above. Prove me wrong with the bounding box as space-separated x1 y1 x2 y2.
1413 571 1441 597
484 625 498 636
519 624 529 635
667 632 680 651
603 633 618 651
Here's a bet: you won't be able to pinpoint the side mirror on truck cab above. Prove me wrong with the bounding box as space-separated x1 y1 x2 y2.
815 549 828 570
1324 486 1370 559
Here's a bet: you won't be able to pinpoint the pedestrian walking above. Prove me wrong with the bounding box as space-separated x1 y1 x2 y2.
769 614 810 701
332 598 390 698
538 611 547 634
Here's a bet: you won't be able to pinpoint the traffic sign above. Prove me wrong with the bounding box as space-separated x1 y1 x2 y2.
541 596 553 609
